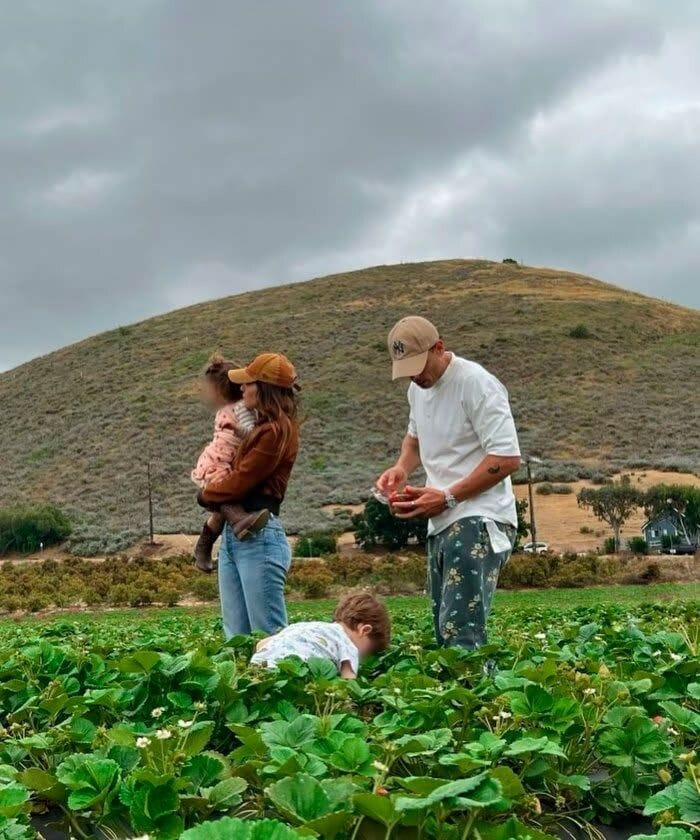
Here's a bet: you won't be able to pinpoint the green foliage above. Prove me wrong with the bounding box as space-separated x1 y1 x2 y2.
293 531 338 558
514 498 529 552
0 598 696 839
644 483 700 542
536 483 573 496
568 323 593 339
0 504 71 554
628 536 649 555
352 498 427 550
578 476 644 552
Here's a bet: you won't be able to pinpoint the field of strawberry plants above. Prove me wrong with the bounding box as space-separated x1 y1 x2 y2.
0 596 697 840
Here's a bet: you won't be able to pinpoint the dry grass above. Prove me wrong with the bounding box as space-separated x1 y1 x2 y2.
0 259 698 553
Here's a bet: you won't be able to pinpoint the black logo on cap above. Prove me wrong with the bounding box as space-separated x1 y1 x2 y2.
392 339 405 357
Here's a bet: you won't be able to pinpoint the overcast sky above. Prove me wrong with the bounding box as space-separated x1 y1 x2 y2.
1 1 699 371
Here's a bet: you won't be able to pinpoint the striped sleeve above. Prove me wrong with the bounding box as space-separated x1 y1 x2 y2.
234 402 257 433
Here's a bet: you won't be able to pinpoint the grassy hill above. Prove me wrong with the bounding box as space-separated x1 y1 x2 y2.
1 259 698 554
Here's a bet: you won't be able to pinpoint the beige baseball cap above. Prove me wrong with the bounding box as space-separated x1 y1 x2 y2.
387 316 440 380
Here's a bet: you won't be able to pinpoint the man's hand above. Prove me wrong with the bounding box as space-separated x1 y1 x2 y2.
376 465 408 496
392 485 446 519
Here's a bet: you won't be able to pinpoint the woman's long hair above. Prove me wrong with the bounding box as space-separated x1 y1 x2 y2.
245 381 299 458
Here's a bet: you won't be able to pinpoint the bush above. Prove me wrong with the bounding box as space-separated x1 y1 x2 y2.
288 560 334 598
580 526 594 534
603 537 616 554
627 536 648 555
352 499 427 551
190 576 219 601
569 323 593 339
375 554 426 591
0 504 71 554
293 531 338 558
324 553 374 585
639 562 661 583
502 258 518 265
536 483 554 496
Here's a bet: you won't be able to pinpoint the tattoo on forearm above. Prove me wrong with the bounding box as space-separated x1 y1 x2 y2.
487 465 501 474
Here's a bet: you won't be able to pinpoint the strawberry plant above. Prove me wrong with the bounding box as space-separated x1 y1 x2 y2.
0 598 696 838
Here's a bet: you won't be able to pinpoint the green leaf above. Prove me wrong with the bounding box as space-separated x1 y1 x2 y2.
328 736 372 774
183 754 228 790
17 768 58 793
68 716 97 745
167 690 194 708
0 785 29 819
629 829 693 840
261 715 318 750
505 737 566 758
555 773 591 791
116 650 161 673
266 774 332 823
489 766 526 800
180 817 303 840
394 728 453 757
182 721 215 756
597 716 672 767
658 700 700 734
206 777 248 809
475 815 559 840
395 774 503 813
648 779 700 823
687 682 700 700
353 792 400 827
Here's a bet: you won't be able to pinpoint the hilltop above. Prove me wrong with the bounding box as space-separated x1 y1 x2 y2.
1 259 698 553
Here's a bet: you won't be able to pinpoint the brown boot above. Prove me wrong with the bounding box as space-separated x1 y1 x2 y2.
193 516 224 573
221 505 270 541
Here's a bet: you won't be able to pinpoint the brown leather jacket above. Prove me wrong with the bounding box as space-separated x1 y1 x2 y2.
200 420 299 507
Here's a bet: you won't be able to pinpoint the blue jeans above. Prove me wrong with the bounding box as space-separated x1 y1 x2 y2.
217 515 291 640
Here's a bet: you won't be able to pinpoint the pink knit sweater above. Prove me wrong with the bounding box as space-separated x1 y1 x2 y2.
191 402 257 488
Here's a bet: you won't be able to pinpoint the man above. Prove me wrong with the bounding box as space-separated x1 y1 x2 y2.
376 316 521 649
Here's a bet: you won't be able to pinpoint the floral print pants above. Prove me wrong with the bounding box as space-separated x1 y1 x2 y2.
427 517 516 649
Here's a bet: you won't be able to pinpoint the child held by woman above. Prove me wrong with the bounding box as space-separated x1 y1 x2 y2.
191 355 269 572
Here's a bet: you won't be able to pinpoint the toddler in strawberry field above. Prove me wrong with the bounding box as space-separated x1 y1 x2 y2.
191 354 269 572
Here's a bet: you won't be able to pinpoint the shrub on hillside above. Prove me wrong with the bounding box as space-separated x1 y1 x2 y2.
352 498 428 550
0 504 71 554
569 323 593 339
627 536 648 555
536 483 574 496
293 531 338 558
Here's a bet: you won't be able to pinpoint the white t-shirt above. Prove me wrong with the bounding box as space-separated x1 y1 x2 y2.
250 622 360 675
407 355 520 536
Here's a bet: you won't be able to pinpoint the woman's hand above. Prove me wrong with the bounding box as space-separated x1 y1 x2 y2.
391 485 446 518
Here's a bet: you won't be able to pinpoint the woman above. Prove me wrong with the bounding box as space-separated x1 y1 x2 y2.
198 352 300 639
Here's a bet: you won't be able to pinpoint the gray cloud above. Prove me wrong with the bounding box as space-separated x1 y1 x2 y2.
1 0 698 370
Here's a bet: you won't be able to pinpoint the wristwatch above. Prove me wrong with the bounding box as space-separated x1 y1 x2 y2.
443 490 458 510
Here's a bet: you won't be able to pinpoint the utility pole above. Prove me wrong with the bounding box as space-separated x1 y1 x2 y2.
524 455 543 548
147 461 155 545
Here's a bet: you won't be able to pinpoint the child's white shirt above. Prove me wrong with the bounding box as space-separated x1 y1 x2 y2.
250 621 359 675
